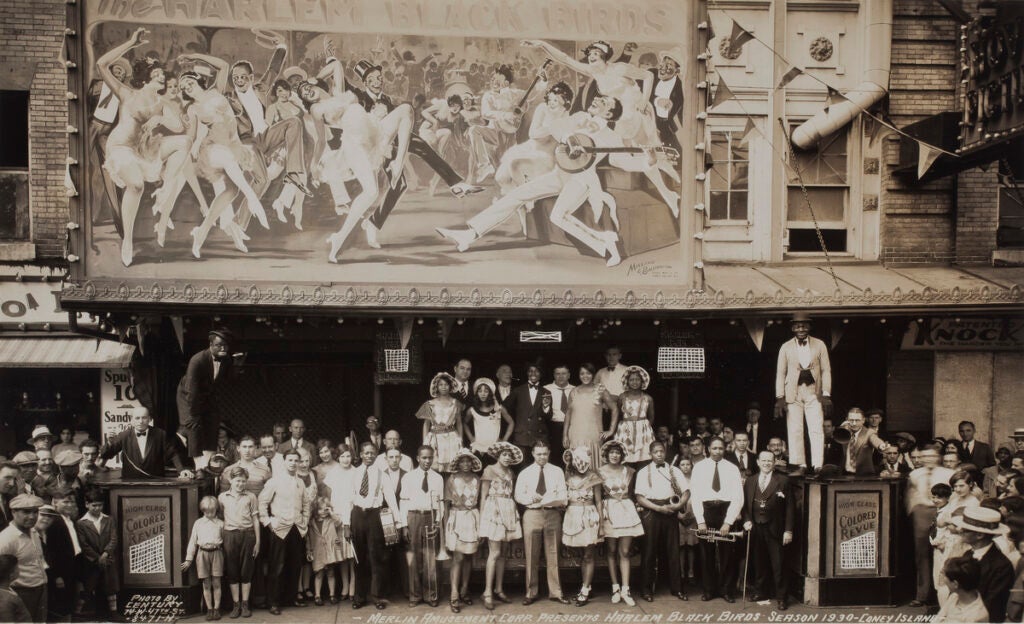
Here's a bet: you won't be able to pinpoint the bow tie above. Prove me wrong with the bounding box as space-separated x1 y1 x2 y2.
136 431 147 438
607 366 616 372
529 383 538 389
798 339 808 346
654 462 666 468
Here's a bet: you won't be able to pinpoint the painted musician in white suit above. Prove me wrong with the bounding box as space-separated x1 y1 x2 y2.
774 312 833 475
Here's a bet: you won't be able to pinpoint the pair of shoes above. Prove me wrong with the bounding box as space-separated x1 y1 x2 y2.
352 601 364 610
205 610 214 621
268 605 281 616
240 601 251 618
675 591 688 601
427 599 439 608
701 593 714 601
909 600 925 607
314 597 323 606
723 595 736 603
228 603 241 618
408 600 421 608
550 595 571 605
483 595 495 611
642 594 654 603
460 595 473 606
777 600 788 610
329 596 339 605
610 586 621 604
375 601 386 610
750 594 766 602
494 592 510 603
522 596 536 606
450 600 461 613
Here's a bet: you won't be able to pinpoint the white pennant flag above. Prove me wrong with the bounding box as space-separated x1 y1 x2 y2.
917 143 941 179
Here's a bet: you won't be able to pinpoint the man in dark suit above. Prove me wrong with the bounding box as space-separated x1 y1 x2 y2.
957 420 996 470
502 364 553 463
177 328 236 472
955 506 1014 622
742 403 767 454
878 444 911 477
0 463 18 532
277 419 317 466
44 485 82 620
743 451 795 610
348 59 482 249
836 409 888 476
648 47 685 154
100 407 191 480
725 431 755 477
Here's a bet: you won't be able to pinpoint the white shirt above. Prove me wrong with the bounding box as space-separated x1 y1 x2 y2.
452 378 470 398
398 468 445 524
135 430 149 458
256 453 286 475
653 76 678 118
796 340 812 369
514 463 567 509
496 384 513 402
62 516 82 556
971 542 993 560
544 383 575 423
906 465 955 512
236 86 268 135
689 457 744 526
528 384 539 404
373 452 413 473
84 512 104 533
339 464 403 528
635 462 688 500
594 363 629 396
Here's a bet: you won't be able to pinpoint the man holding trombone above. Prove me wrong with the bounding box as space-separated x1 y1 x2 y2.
690 437 744 603
399 445 445 607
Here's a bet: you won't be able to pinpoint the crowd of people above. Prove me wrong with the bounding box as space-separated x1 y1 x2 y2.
1 343 1023 622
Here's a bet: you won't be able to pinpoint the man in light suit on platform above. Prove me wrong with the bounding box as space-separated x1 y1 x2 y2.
774 313 832 474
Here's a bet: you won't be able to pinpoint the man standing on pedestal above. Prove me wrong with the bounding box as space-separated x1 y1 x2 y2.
177 328 237 475
743 451 794 610
774 313 832 475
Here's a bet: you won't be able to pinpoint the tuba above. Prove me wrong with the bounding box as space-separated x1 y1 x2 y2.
833 421 854 444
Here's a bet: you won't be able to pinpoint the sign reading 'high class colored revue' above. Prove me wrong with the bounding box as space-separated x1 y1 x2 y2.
64 0 697 311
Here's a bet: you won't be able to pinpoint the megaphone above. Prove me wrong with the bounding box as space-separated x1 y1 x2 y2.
833 421 854 444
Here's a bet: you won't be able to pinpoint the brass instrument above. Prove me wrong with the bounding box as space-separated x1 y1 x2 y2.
422 491 446 603
690 528 745 542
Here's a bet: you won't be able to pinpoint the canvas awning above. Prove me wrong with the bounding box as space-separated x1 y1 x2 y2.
0 336 135 368
702 264 1024 313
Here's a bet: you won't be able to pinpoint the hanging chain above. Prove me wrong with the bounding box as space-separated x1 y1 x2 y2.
778 118 842 293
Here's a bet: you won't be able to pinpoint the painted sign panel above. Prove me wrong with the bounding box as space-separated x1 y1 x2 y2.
121 495 174 585
833 491 880 576
67 0 694 311
901 318 1024 351
100 368 143 468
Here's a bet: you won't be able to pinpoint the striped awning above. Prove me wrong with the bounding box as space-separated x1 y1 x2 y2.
0 337 134 368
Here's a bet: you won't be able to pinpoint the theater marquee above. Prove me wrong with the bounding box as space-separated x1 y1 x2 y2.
63 0 699 311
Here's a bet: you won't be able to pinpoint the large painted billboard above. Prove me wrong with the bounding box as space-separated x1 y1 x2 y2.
64 0 696 311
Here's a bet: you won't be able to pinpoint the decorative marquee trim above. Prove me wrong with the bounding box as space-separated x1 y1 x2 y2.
60 280 1024 312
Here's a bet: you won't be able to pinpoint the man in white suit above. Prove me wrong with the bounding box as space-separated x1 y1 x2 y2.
773 313 833 475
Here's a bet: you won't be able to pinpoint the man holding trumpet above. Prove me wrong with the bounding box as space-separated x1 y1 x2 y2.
690 437 744 603
399 446 445 607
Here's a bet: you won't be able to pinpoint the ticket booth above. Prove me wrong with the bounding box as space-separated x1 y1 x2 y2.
95 473 207 621
799 475 903 606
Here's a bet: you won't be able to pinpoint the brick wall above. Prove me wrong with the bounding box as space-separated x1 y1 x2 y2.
0 0 67 261
955 167 999 264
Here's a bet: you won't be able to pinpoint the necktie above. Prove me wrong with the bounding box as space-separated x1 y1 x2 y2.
536 467 546 496
359 468 369 497
560 388 568 412
136 431 147 437
712 461 721 492
421 470 429 492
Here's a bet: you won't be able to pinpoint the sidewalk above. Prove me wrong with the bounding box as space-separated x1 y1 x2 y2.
177 588 931 624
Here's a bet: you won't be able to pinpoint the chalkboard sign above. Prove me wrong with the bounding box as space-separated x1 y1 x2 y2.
121 590 186 623
121 496 173 586
833 490 881 576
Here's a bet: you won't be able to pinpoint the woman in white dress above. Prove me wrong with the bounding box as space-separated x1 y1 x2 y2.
599 440 643 606
464 378 514 462
614 366 656 465
562 446 604 606
418 373 465 472
329 444 357 601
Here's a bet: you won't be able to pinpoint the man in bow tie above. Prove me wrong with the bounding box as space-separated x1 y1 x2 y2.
742 451 794 610
505 364 553 463
774 313 832 475
594 346 629 398
100 407 192 480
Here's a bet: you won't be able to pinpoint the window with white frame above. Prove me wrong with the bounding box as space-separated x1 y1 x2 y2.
708 129 749 222
0 90 30 241
786 125 849 252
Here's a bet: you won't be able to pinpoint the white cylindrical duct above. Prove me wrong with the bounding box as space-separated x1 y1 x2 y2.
791 0 893 149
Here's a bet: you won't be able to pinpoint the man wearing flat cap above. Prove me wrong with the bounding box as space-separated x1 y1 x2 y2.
774 312 832 475
177 328 238 475
0 493 48 622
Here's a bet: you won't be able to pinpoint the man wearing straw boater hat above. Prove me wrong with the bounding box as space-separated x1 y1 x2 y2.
774 312 832 475
954 506 1014 622
1009 427 1024 453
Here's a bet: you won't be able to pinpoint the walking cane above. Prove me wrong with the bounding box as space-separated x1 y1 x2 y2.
740 527 751 607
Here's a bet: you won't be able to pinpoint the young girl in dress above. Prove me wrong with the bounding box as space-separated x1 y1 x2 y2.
478 441 523 611
614 366 656 465
599 440 643 606
329 444 357 601
465 379 515 463
563 446 604 606
419 373 465 472
445 449 482 613
674 456 700 591
306 497 344 605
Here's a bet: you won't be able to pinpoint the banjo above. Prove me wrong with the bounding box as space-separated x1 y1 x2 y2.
554 133 680 173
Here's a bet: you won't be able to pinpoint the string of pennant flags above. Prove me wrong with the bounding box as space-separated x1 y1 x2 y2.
707 7 961 179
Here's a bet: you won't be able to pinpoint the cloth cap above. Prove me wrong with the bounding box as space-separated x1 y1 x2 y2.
54 449 83 467
12 451 38 466
9 494 45 510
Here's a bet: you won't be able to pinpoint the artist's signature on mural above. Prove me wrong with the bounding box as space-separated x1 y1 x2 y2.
626 261 678 279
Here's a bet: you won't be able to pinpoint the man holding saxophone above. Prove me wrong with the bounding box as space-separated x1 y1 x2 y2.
399 446 446 607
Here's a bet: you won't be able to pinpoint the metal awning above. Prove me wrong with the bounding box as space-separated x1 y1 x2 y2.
702 264 1024 313
0 336 135 368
